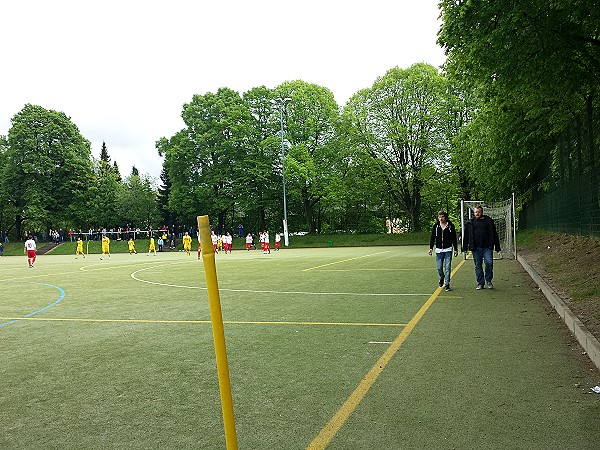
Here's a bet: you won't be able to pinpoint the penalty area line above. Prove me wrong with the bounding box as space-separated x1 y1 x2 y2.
302 251 391 272
130 269 430 297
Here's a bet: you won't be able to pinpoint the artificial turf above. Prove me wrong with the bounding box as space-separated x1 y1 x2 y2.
0 247 598 449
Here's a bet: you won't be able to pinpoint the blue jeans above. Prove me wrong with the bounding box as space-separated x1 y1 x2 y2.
472 247 493 286
436 251 453 287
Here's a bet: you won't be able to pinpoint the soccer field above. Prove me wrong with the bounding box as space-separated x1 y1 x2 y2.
1 247 598 449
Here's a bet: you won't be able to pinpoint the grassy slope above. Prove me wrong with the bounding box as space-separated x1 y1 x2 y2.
517 229 600 342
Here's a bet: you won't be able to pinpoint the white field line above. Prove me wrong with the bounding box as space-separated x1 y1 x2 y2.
302 251 391 272
130 265 431 297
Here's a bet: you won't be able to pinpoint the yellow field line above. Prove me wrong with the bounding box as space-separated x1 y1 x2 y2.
307 258 466 449
302 251 391 272
0 317 407 327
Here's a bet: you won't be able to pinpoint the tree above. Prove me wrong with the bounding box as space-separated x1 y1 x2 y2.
157 166 175 227
276 80 341 233
0 135 16 238
118 172 159 230
3 104 93 237
438 0 600 198
240 86 282 231
158 88 254 231
343 64 448 231
88 143 122 229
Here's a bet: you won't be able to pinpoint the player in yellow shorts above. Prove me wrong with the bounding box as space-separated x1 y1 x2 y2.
128 237 137 254
147 236 157 256
75 237 85 258
100 234 111 259
182 231 192 256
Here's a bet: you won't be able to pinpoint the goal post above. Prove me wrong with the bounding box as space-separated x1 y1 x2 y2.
460 194 517 260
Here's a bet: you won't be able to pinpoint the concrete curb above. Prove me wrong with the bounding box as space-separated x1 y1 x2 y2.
518 254 600 371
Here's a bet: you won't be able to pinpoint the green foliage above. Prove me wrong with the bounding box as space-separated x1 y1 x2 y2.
438 0 600 200
276 81 341 233
240 86 283 230
160 88 254 229
117 172 160 230
157 166 175 226
88 158 122 228
3 104 93 236
343 64 451 231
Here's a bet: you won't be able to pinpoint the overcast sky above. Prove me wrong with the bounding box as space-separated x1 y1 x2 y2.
0 0 446 179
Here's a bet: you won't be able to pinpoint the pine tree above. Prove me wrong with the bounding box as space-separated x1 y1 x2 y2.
157 166 174 226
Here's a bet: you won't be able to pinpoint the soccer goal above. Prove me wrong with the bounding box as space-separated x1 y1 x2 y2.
460 194 517 260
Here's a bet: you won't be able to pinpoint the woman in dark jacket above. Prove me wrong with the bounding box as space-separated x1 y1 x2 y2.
428 211 458 291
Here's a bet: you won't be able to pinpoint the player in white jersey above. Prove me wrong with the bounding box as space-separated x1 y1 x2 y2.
24 234 37 268
211 231 219 254
224 232 232 253
275 232 281 250
263 231 270 254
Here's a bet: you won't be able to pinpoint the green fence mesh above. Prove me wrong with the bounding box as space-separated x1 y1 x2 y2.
520 171 600 236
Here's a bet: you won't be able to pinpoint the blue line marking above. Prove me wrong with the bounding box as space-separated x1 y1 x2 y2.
0 282 65 328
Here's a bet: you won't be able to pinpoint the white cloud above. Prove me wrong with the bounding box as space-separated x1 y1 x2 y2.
0 0 445 178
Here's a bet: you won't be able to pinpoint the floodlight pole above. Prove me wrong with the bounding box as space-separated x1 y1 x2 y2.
273 97 291 246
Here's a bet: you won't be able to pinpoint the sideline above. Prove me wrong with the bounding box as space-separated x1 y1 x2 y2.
0 317 408 327
307 259 466 449
518 255 600 371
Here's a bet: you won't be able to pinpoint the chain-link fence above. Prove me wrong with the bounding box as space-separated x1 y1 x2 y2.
520 171 600 236
519 98 600 237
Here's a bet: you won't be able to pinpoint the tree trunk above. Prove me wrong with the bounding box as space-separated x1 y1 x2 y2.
258 208 266 232
302 189 316 233
15 214 23 240
218 211 226 234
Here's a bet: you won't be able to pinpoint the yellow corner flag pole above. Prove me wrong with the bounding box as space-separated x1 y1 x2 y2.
197 215 238 450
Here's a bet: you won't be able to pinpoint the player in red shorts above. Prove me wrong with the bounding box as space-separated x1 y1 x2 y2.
24 234 37 268
275 232 281 250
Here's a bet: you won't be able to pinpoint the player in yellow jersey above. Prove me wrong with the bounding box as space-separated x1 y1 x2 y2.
147 236 157 256
100 234 111 260
128 237 137 254
75 237 85 258
182 231 192 256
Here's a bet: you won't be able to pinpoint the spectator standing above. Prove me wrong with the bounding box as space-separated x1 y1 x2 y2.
462 205 501 290
428 211 458 291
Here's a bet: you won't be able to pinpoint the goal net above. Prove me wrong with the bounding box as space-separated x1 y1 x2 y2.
460 195 516 260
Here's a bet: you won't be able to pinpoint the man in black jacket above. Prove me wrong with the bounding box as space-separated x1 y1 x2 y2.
428 211 458 291
462 205 501 290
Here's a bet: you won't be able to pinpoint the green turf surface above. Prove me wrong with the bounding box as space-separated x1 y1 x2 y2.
1 247 598 449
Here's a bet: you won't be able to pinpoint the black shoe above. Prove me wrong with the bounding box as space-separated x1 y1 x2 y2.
439 277 444 287
445 285 451 292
